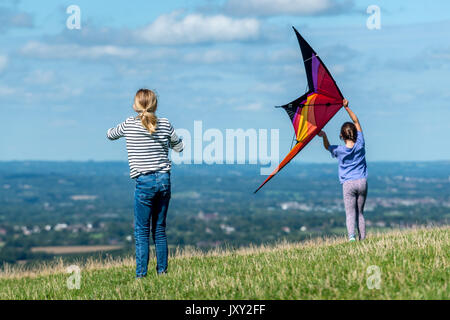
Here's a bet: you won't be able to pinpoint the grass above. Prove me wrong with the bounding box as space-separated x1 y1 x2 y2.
30 245 124 254
0 226 448 299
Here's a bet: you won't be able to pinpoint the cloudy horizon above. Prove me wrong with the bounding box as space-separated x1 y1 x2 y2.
1 0 449 163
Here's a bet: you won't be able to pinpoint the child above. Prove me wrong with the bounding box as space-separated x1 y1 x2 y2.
318 99 368 241
107 89 183 277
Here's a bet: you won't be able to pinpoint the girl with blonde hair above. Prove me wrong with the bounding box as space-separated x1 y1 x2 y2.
107 88 183 277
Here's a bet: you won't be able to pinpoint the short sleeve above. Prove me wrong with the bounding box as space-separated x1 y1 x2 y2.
328 145 339 158
356 131 365 148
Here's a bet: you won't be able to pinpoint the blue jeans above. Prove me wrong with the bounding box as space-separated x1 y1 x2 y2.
134 172 171 277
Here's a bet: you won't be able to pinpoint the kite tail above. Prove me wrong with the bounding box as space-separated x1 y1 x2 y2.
254 135 314 193
254 168 280 194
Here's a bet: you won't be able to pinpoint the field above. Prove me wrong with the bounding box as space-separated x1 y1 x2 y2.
0 227 448 299
30 245 123 254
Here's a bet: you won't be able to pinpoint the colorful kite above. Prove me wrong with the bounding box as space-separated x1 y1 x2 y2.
255 27 344 193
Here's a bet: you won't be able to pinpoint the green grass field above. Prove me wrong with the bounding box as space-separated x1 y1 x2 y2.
0 227 448 299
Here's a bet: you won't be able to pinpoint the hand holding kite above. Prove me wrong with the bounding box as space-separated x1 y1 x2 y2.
255 27 344 193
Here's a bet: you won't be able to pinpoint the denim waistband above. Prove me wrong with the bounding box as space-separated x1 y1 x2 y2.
136 171 170 179
141 171 157 176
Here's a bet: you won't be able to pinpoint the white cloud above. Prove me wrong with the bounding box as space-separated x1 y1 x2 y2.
224 0 341 16
330 64 345 75
235 102 263 111
138 11 260 45
0 54 8 72
0 85 15 96
50 119 79 127
183 49 238 64
251 83 286 94
391 93 415 104
24 69 55 85
268 48 300 62
0 7 33 32
20 41 137 60
429 47 450 61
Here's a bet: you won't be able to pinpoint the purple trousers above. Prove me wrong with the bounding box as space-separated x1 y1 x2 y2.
342 178 368 240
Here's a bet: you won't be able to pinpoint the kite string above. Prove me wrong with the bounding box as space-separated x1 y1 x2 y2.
303 54 319 63
290 133 296 149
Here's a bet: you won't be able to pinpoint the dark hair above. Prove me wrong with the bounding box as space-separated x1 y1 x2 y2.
340 122 357 143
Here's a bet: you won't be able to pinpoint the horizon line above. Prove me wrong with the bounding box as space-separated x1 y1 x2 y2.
0 159 449 164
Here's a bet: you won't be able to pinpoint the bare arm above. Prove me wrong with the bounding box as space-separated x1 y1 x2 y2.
317 131 330 151
343 99 362 132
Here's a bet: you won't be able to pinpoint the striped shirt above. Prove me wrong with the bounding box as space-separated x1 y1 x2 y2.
107 116 183 179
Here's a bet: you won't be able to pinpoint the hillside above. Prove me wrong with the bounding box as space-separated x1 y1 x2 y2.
0 227 448 299
2 161 448 265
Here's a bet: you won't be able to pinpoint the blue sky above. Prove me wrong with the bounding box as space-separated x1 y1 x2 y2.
1 0 449 163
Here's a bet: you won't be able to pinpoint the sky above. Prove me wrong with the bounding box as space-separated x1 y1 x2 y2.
1 0 449 163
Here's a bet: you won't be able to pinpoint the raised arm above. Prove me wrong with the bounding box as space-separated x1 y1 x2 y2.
343 99 362 132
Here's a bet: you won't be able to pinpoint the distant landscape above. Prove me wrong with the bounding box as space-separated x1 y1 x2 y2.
1 227 448 299
0 161 448 266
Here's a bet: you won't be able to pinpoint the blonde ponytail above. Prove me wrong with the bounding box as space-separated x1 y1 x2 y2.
133 89 158 134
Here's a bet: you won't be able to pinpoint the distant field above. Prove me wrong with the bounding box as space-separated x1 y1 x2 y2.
0 227 448 299
31 245 123 254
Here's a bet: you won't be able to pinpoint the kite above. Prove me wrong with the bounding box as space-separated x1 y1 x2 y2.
255 27 344 193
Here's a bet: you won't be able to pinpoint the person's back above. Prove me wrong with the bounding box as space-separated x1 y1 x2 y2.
318 99 368 242
107 88 183 278
329 129 367 184
108 116 183 178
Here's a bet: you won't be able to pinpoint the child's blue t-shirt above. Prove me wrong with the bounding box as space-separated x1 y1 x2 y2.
328 131 368 184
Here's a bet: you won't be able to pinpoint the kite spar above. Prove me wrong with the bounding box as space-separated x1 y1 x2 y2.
254 27 344 193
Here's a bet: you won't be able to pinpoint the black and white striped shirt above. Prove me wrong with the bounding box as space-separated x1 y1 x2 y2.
107 116 183 179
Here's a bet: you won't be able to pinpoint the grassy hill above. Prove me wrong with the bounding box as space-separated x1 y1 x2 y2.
0 227 448 299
